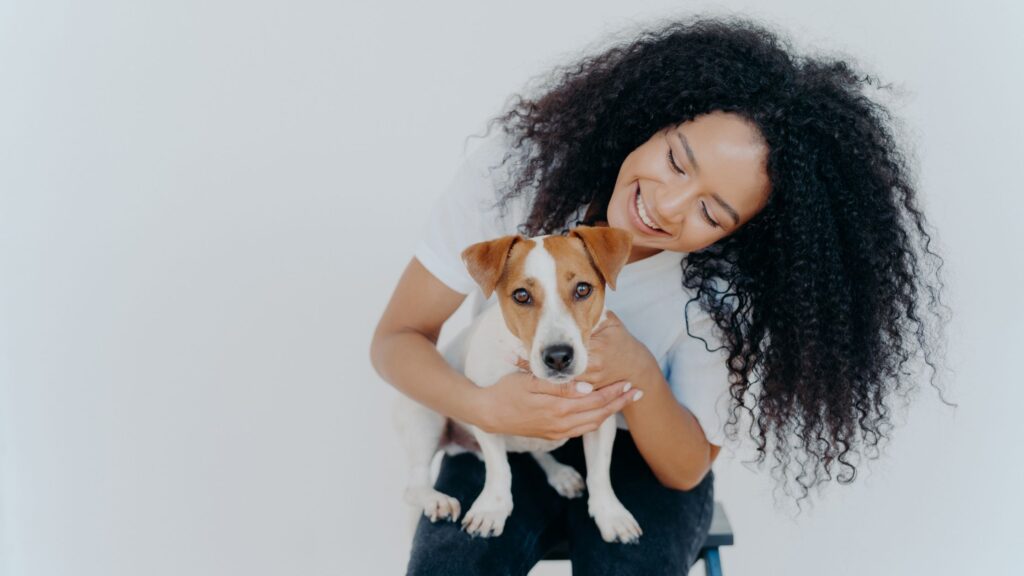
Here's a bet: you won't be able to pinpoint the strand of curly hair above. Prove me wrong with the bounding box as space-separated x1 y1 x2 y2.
474 15 952 507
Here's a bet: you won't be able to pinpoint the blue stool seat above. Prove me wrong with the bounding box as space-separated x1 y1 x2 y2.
541 502 734 575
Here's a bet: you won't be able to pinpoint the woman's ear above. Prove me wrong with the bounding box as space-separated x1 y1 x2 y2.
569 226 632 290
460 235 524 298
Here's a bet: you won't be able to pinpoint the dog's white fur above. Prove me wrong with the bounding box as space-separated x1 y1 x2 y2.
393 236 642 543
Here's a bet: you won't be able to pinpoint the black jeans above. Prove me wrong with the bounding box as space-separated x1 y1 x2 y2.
406 430 715 576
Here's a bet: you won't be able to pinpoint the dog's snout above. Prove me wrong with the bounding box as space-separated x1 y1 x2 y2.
542 344 574 371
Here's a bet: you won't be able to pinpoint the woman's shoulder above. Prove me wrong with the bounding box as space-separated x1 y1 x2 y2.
415 130 536 294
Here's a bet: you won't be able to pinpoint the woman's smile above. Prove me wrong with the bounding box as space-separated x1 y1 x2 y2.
631 183 671 236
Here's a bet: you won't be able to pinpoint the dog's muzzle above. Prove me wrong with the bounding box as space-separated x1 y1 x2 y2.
542 343 575 373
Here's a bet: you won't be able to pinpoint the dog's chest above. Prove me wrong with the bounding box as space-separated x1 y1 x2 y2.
505 436 568 452
445 304 570 454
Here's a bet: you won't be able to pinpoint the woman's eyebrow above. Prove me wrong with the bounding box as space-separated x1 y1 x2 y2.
710 192 740 226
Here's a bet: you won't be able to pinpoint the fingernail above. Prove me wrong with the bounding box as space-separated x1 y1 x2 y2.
632 390 644 402
575 382 593 394
623 382 632 393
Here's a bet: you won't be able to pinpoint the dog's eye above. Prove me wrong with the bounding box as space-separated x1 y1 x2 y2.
512 288 532 305
574 282 592 300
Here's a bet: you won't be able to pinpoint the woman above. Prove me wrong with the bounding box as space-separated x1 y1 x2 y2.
370 16 947 576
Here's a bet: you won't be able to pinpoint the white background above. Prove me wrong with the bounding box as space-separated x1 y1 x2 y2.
2 1 1022 575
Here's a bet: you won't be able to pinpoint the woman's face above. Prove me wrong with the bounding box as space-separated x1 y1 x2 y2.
607 111 772 261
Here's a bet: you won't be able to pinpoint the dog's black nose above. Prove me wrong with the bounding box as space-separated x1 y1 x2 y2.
542 344 574 371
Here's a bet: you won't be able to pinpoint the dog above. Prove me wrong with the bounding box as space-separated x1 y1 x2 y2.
393 225 643 543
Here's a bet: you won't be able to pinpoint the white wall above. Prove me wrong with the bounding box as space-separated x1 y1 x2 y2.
1 1 1021 575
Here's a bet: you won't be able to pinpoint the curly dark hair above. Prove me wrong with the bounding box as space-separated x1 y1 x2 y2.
477 15 951 506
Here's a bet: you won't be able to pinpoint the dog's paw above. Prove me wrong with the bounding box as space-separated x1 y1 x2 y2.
405 487 461 523
545 464 585 499
589 499 642 544
461 494 513 537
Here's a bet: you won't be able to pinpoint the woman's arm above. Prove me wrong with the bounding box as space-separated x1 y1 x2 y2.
370 257 485 425
571 311 721 491
620 361 721 491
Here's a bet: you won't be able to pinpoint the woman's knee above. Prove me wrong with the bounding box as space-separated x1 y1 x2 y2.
405 517 504 576
405 515 546 576
566 469 715 574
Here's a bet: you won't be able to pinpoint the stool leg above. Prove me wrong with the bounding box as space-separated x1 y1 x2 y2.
702 547 722 576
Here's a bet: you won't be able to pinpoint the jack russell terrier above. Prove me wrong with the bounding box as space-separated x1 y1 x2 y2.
393 225 643 543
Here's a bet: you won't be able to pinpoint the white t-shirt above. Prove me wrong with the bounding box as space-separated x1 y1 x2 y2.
414 131 733 446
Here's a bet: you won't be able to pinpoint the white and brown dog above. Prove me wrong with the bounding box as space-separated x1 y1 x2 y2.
393 226 642 543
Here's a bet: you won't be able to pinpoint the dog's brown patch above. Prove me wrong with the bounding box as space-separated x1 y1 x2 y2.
568 226 633 290
541 235 608 344
460 226 632 355
494 238 543 346
461 235 531 299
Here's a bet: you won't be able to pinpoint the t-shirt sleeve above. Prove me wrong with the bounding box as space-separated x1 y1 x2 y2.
663 299 733 446
413 132 529 295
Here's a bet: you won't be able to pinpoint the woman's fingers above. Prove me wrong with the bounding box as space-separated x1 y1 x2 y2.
526 374 594 398
518 377 642 440
592 310 622 334
562 380 633 412
558 388 642 437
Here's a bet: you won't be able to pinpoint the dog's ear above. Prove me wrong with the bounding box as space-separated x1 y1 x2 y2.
569 226 633 290
461 234 524 299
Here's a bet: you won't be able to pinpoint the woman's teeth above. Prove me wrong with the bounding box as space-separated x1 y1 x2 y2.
635 189 663 231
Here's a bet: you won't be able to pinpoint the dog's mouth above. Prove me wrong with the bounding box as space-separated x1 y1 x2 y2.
542 372 576 384
535 359 584 384
521 356 580 384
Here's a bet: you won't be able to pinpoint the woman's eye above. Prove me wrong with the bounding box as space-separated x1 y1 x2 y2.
574 282 592 300
700 201 721 229
667 147 686 175
512 288 532 304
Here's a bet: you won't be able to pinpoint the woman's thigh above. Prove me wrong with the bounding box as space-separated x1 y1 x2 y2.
405 450 570 576
560 432 715 576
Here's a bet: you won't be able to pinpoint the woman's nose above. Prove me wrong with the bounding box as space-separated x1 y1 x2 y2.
653 181 695 225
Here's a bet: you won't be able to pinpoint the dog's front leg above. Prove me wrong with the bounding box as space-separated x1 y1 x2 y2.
393 396 461 523
461 429 513 537
583 416 642 543
532 451 585 499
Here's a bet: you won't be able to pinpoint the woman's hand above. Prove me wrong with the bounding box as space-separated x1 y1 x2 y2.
472 369 636 440
573 310 659 391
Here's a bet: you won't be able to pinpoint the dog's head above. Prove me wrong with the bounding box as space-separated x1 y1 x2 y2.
460 225 632 383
